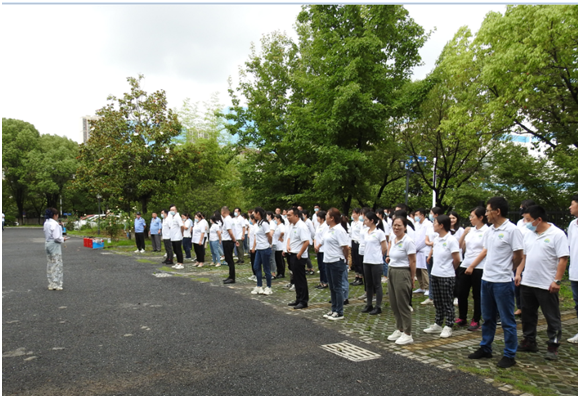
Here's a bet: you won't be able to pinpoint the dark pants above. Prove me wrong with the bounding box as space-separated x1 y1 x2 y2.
289 253 308 305
351 242 363 274
163 239 173 261
317 252 328 284
363 263 383 307
171 240 183 264
326 259 346 315
135 232 145 250
193 242 205 262
514 270 522 310
275 250 285 277
223 240 236 280
183 237 192 259
250 251 256 275
456 267 483 322
520 284 562 347
151 234 161 251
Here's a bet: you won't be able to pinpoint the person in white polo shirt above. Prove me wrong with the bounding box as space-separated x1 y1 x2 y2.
286 208 311 309
515 205 570 360
567 195 578 344
221 206 237 284
468 197 523 369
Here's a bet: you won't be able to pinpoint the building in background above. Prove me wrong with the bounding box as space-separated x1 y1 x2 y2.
82 116 100 143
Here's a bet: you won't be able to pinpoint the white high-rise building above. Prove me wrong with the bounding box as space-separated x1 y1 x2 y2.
82 116 100 143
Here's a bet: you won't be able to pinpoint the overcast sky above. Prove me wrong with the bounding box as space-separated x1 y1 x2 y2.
2 3 508 143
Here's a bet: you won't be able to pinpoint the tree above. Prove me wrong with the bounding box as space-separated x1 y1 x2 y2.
2 118 41 223
74 75 182 214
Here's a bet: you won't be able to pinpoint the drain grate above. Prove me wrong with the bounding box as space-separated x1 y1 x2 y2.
320 341 381 362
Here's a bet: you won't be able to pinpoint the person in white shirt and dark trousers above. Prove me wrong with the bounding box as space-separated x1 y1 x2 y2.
567 195 578 344
286 208 311 309
44 207 68 290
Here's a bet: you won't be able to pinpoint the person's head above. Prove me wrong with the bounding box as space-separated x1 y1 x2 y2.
430 206 442 221
414 208 427 223
234 207 242 217
249 214 256 224
326 207 342 227
392 216 407 236
317 210 327 225
302 210 310 219
241 213 248 220
469 206 487 227
182 213 189 221
351 208 361 220
447 211 460 228
161 209 168 218
274 214 283 224
136 211 141 219
395 203 409 213
169 205 177 216
45 207 59 220
297 205 303 212
152 212 157 219
195 212 204 221
570 195 578 218
375 208 384 220
486 196 508 223
210 215 218 224
519 199 536 216
434 214 451 234
254 207 266 222
275 208 281 215
364 211 384 231
287 208 301 224
314 204 320 213
282 209 288 217
247 209 255 216
522 205 548 232
221 206 230 217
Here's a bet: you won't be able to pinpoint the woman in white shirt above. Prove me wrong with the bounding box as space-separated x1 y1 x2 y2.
361 212 388 316
386 216 416 345
208 215 223 267
182 213 193 261
423 215 461 338
247 215 258 280
272 214 287 279
350 208 364 286
456 206 489 331
314 210 329 289
251 207 273 295
192 212 208 267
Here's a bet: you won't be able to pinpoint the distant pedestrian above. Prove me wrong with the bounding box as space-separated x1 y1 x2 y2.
149 213 162 252
44 208 68 290
209 215 223 267
134 212 146 253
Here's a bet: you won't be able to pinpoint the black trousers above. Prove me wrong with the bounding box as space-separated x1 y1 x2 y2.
456 267 483 322
351 242 363 274
135 232 145 250
289 253 308 305
193 242 205 262
223 240 236 280
171 240 183 264
163 239 173 261
521 284 562 347
250 251 256 275
275 250 285 276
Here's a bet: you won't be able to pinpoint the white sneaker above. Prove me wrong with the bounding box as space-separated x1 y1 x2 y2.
409 305 414 313
420 298 434 305
381 276 388 283
413 288 425 294
395 333 414 345
440 325 453 338
323 311 333 319
263 287 273 295
215 263 221 267
289 284 295 291
387 330 403 341
423 323 443 334
140 249 145 253
357 293 367 300
424 290 430 296
248 275 257 281
163 252 167 257
327 312 344 321
453 297 459 306
173 264 184 269
251 286 264 295
568 334 578 344
134 249 140 253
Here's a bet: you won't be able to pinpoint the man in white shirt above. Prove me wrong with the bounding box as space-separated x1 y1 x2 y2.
514 199 536 316
312 204 321 230
567 195 578 344
221 206 238 284
286 208 311 309
515 205 569 360
169 205 185 269
233 207 246 264
468 197 523 369
413 208 431 294
44 207 69 290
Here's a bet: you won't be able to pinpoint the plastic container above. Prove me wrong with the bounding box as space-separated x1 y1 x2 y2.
92 238 104 249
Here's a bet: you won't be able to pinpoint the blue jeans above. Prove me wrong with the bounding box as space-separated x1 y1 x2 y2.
317 252 328 284
253 248 272 288
326 259 346 315
480 280 518 358
342 260 350 299
383 253 389 277
182 237 192 259
572 281 578 316
209 240 221 264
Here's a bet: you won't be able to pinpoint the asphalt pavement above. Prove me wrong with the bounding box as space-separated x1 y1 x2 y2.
2 229 506 395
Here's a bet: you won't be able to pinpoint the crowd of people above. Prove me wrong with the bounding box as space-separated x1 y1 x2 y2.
43 194 578 369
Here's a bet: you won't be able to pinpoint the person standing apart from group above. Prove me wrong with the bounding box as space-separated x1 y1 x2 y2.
134 212 146 253
192 212 208 267
169 205 185 270
567 195 578 344
468 197 523 369
286 208 311 309
515 205 569 360
221 206 238 284
44 208 68 290
149 212 162 252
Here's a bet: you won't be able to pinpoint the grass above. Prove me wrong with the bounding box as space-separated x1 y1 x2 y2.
137 259 158 264
457 365 558 396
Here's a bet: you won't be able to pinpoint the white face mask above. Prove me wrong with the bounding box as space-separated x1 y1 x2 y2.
234 212 239 217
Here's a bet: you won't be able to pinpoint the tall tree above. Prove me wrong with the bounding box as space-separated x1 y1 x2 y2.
74 75 182 214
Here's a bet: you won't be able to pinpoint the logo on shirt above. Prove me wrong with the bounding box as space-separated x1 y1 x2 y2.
397 243 403 248
544 238 550 243
498 233 505 239
442 242 447 247
478 234 483 238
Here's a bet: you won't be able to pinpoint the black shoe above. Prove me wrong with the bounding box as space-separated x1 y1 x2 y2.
545 346 558 361
468 347 493 359
369 307 382 315
517 339 539 353
293 303 308 309
223 279 235 284
361 305 374 313
350 278 358 286
329 300 332 303
497 356 516 368
275 274 285 279
288 301 298 306
343 299 350 305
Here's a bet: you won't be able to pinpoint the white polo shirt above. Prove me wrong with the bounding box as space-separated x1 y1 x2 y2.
192 219 208 243
232 215 244 240
273 223 286 251
304 218 315 244
321 224 350 263
568 218 578 282
482 219 524 283
162 215 171 240
521 224 570 290
461 224 489 269
350 220 362 243
254 220 271 250
221 215 234 241
388 234 417 268
287 219 310 259
183 218 193 238
170 212 184 241
358 225 370 256
382 219 392 237
362 227 387 265
248 223 257 250
209 223 220 242
314 222 329 253
432 232 460 278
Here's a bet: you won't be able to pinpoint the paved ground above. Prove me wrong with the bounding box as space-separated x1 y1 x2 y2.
2 230 576 395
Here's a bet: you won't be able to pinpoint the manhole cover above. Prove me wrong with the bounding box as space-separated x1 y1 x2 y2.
153 272 173 278
320 341 381 362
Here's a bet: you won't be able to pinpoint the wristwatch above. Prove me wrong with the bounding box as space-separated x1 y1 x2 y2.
553 279 561 285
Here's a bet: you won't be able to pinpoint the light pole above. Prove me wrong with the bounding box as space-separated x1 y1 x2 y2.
400 155 428 205
96 194 102 235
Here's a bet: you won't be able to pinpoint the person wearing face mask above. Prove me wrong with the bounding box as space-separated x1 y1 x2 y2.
350 208 364 286
192 212 208 267
169 205 185 269
361 212 387 316
182 213 193 261
233 207 246 264
515 205 569 361
209 215 223 266
161 209 174 265
413 209 431 294
312 204 321 230
514 199 535 316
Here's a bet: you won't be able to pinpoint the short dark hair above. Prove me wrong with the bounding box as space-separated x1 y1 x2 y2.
415 208 427 217
572 195 578 203
431 207 443 216
352 208 361 215
288 207 301 219
435 214 451 232
520 199 536 209
487 196 509 217
523 205 548 222
396 203 409 212
317 210 327 222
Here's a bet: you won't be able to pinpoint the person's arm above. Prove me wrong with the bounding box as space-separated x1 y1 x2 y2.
341 245 349 260
465 248 487 275
217 229 222 244
267 227 273 246
452 252 461 269
380 240 388 257
458 227 471 251
512 249 523 272
297 240 309 258
514 255 526 286
409 253 416 284
549 256 569 293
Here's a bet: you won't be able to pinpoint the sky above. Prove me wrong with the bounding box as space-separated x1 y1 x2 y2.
1 2 509 143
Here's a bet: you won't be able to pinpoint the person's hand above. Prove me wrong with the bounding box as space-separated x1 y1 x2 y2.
236 241 240 247
464 227 471 235
549 281 560 294
465 266 474 276
427 255 432 263
514 274 521 286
